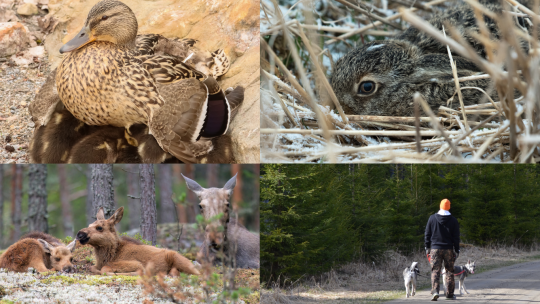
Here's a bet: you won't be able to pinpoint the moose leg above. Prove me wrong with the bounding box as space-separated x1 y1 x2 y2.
29 260 50 273
100 261 144 276
167 251 200 275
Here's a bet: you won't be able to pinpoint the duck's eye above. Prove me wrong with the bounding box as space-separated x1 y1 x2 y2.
96 226 103 231
358 81 376 94
101 15 109 20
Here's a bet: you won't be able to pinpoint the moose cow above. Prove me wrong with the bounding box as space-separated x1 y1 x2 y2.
182 174 260 269
0 231 76 273
76 207 200 276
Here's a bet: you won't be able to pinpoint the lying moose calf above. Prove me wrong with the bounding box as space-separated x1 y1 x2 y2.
0 231 76 273
76 207 200 276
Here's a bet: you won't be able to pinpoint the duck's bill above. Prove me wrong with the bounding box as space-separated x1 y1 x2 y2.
59 25 95 53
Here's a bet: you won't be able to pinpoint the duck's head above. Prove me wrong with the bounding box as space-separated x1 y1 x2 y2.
59 0 138 53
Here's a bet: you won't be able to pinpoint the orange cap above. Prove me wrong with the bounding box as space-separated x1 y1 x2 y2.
440 199 451 210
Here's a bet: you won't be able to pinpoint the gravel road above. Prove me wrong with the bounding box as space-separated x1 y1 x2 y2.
390 259 540 303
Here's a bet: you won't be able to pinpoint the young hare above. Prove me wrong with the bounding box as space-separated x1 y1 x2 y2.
331 0 534 116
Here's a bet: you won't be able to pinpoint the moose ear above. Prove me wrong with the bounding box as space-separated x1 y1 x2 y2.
109 207 124 225
38 239 53 253
66 240 77 252
223 174 237 193
96 207 105 220
182 174 204 195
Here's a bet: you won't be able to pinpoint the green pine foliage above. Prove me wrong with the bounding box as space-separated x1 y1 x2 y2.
261 164 540 285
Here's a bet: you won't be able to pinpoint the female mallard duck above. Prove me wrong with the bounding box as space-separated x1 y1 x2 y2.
54 0 242 163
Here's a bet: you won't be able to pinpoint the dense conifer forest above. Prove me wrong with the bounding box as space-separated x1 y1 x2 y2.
261 164 540 284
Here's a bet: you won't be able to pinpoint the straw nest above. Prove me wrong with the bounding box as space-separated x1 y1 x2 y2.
261 0 540 163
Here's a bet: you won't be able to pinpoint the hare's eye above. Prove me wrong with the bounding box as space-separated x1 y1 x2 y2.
358 81 376 94
101 15 109 20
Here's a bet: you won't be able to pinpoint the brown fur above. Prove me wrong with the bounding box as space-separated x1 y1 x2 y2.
76 207 199 276
21 231 63 246
0 232 76 273
183 174 260 269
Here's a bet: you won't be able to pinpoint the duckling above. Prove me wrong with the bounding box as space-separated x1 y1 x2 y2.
54 0 242 163
135 34 229 78
67 124 148 163
29 108 92 163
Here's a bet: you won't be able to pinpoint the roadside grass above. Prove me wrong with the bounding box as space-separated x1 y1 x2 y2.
261 245 540 303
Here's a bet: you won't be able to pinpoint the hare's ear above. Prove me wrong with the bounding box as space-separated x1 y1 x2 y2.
412 54 481 84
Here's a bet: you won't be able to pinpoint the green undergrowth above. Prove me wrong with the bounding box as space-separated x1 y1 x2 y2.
40 274 140 286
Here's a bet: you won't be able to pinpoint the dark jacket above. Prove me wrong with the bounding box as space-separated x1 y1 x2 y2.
425 213 460 252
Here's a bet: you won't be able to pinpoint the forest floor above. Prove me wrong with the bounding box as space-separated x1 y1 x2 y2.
0 235 260 303
261 245 540 304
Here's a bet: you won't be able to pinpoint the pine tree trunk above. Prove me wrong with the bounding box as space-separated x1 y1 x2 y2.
12 165 23 242
126 164 141 230
57 165 73 237
28 164 48 233
139 164 157 245
184 164 198 221
172 165 187 223
253 164 260 231
206 164 218 187
85 165 94 225
157 164 175 223
231 164 243 224
0 166 4 246
90 164 115 220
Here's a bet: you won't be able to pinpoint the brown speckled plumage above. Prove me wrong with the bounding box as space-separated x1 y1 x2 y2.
54 0 235 163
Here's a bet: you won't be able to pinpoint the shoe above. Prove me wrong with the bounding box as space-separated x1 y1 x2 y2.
444 295 456 300
431 294 439 301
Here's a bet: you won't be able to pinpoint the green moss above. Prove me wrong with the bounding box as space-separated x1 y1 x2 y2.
0 300 15 304
119 232 153 245
243 291 260 304
41 274 140 286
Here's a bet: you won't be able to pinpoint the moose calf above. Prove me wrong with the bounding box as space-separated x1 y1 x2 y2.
0 231 76 273
183 174 260 269
76 207 200 276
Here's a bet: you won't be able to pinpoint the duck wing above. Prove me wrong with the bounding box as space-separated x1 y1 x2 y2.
140 54 207 83
29 68 62 128
149 78 208 163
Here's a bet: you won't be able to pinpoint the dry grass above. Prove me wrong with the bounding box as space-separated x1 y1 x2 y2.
261 243 540 303
261 0 540 163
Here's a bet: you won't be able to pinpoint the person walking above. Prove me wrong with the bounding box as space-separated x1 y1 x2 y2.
425 199 460 301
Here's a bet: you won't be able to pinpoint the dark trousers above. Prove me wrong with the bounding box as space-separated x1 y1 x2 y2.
429 248 455 297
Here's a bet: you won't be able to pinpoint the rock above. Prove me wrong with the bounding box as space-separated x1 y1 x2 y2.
0 22 29 57
44 0 260 163
17 3 39 16
0 8 20 22
10 45 45 65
